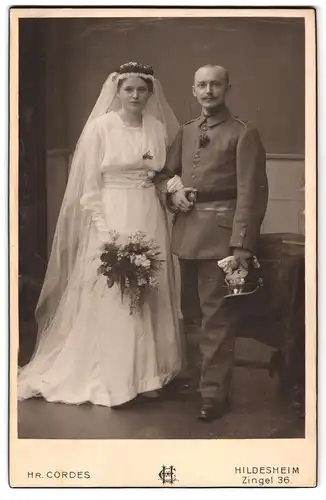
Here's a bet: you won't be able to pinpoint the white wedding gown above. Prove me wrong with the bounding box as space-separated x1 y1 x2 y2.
18 111 182 407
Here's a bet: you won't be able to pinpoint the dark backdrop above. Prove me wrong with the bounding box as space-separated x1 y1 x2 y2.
43 17 305 154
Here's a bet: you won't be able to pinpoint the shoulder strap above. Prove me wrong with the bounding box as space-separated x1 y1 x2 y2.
183 118 197 127
231 116 249 129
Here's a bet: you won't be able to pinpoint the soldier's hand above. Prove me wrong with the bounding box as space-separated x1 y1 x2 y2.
232 248 253 269
170 188 196 212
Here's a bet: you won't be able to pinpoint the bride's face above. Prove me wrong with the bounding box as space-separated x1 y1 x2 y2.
117 76 151 114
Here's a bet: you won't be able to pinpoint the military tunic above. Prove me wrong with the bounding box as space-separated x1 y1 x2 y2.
157 105 268 259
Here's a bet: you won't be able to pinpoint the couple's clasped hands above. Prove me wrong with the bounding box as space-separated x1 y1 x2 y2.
170 188 197 212
167 175 196 213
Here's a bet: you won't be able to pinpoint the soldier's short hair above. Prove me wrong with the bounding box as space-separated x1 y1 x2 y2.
195 65 230 85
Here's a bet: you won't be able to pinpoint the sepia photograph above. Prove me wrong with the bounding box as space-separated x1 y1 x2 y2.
9 7 316 487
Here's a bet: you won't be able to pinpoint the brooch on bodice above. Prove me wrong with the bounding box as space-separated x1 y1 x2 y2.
142 150 153 160
141 151 156 186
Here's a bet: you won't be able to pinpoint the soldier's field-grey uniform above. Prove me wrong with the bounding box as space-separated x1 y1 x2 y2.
157 104 268 402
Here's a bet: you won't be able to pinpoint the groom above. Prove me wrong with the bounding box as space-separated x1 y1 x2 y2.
157 64 268 421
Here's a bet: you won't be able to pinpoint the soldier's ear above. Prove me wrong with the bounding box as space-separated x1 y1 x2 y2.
192 85 196 97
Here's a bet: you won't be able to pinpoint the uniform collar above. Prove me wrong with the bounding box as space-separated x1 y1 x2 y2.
198 105 231 128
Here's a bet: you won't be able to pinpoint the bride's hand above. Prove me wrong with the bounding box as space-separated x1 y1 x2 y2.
167 175 184 194
170 188 197 212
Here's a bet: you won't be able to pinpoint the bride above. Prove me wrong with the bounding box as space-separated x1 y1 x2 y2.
18 62 184 407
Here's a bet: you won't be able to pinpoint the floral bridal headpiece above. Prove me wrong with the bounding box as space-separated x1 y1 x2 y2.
112 61 155 83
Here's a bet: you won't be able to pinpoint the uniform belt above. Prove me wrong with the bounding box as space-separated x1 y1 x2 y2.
194 189 237 203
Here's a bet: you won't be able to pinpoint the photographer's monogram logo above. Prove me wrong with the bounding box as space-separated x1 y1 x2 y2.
158 465 178 485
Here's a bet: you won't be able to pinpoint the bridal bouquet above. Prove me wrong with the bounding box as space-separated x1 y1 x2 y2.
98 230 163 315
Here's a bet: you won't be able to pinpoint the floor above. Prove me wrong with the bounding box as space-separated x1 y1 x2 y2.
17 338 305 440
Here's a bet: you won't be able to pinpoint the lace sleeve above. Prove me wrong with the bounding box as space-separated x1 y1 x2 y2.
79 120 109 242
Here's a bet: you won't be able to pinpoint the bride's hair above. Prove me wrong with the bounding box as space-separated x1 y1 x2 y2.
116 61 154 93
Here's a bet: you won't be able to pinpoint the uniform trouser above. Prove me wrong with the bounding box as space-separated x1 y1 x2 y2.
179 258 236 402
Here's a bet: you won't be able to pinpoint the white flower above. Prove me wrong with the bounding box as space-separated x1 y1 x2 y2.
134 256 142 267
134 255 151 269
149 276 158 287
